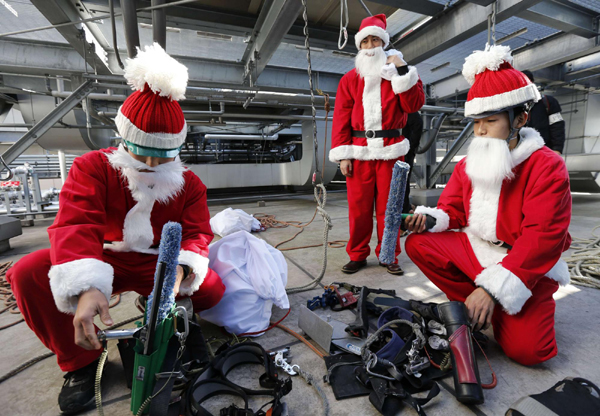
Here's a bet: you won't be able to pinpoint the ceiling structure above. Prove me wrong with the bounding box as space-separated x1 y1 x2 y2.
0 0 599 151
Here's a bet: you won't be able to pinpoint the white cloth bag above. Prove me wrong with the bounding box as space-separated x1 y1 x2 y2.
200 230 289 335
209 207 261 237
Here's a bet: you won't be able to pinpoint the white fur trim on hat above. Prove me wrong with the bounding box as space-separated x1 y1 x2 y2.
464 83 541 117
124 42 188 101
329 139 409 163
391 66 419 95
178 250 209 296
115 107 187 149
462 44 513 86
414 206 450 233
475 263 532 315
49 258 114 314
355 25 390 50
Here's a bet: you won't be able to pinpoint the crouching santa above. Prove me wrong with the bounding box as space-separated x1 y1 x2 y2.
6 44 225 415
404 45 572 366
329 13 425 276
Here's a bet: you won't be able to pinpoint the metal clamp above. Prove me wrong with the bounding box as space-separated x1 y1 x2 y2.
173 305 189 343
274 351 299 376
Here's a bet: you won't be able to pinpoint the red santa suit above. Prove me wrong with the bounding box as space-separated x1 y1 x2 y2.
7 145 225 372
406 128 571 366
330 33 425 262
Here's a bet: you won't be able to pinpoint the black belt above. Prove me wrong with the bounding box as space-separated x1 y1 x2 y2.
493 241 513 250
352 129 402 139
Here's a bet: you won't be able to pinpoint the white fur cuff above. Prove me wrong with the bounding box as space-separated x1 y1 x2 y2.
545 259 570 286
475 264 532 315
178 250 209 296
391 66 419 95
49 258 114 314
414 206 450 233
329 145 354 163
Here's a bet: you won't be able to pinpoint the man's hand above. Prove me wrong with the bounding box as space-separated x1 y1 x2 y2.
386 55 407 67
340 159 353 177
73 288 112 350
464 288 496 332
404 213 427 234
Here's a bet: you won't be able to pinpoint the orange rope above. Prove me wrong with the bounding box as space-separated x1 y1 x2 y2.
276 322 326 359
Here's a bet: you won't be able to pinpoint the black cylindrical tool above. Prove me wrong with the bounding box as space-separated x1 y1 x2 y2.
438 301 484 404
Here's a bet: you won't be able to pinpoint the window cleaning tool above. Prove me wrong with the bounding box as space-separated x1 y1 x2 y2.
96 222 189 415
380 161 437 265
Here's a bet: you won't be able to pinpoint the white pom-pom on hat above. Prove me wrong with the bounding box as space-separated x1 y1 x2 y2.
462 44 513 86
123 42 188 101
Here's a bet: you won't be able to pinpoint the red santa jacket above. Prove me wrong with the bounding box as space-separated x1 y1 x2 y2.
415 128 572 315
329 63 424 163
47 145 212 314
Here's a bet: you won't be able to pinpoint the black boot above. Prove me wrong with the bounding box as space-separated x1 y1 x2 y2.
58 359 100 414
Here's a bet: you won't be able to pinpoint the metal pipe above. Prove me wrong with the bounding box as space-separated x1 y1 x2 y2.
121 0 141 59
152 0 167 50
427 121 473 188
184 103 226 115
204 134 279 141
98 111 330 121
0 0 202 38
0 123 114 129
58 150 67 184
416 113 447 154
51 91 127 101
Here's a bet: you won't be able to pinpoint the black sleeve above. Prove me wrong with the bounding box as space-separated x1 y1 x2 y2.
547 96 566 153
396 66 410 76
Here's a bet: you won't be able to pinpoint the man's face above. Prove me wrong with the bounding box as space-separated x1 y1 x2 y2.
127 150 175 169
360 35 382 50
473 111 528 141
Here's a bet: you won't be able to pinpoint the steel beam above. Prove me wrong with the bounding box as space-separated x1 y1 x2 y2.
242 0 303 85
366 0 445 16
519 0 599 38
565 52 600 77
393 0 543 64
1 80 96 166
431 33 600 99
29 0 112 75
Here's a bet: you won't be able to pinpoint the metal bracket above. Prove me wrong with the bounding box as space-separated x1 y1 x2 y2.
0 80 97 175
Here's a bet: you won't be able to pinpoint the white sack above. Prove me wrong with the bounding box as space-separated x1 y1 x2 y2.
200 230 289 335
210 207 261 237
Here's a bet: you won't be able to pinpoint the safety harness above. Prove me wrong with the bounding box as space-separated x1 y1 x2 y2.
183 342 292 416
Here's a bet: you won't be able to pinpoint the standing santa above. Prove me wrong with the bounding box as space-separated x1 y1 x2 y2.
329 14 425 275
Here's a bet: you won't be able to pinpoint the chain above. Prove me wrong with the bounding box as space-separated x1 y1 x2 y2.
300 0 320 184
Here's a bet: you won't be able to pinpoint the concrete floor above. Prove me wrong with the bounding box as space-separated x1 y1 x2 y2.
1 191 599 415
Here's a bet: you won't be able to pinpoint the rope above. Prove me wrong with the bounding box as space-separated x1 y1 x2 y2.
337 0 348 50
565 225 600 289
254 210 346 252
0 261 20 330
0 313 143 384
95 345 109 416
299 369 330 416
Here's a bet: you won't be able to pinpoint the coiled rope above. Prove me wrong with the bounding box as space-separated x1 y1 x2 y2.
565 225 600 289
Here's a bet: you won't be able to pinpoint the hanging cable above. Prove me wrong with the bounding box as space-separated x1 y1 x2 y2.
109 0 125 69
357 0 373 16
338 0 349 50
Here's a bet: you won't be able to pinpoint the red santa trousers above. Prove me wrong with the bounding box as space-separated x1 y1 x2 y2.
346 158 402 262
405 231 558 366
7 248 225 373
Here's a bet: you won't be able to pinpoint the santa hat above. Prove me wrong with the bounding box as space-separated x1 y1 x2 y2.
462 44 540 117
355 14 390 50
115 43 188 157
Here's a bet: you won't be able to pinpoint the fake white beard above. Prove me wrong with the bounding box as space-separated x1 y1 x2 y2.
355 46 387 78
107 144 186 204
465 136 515 187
